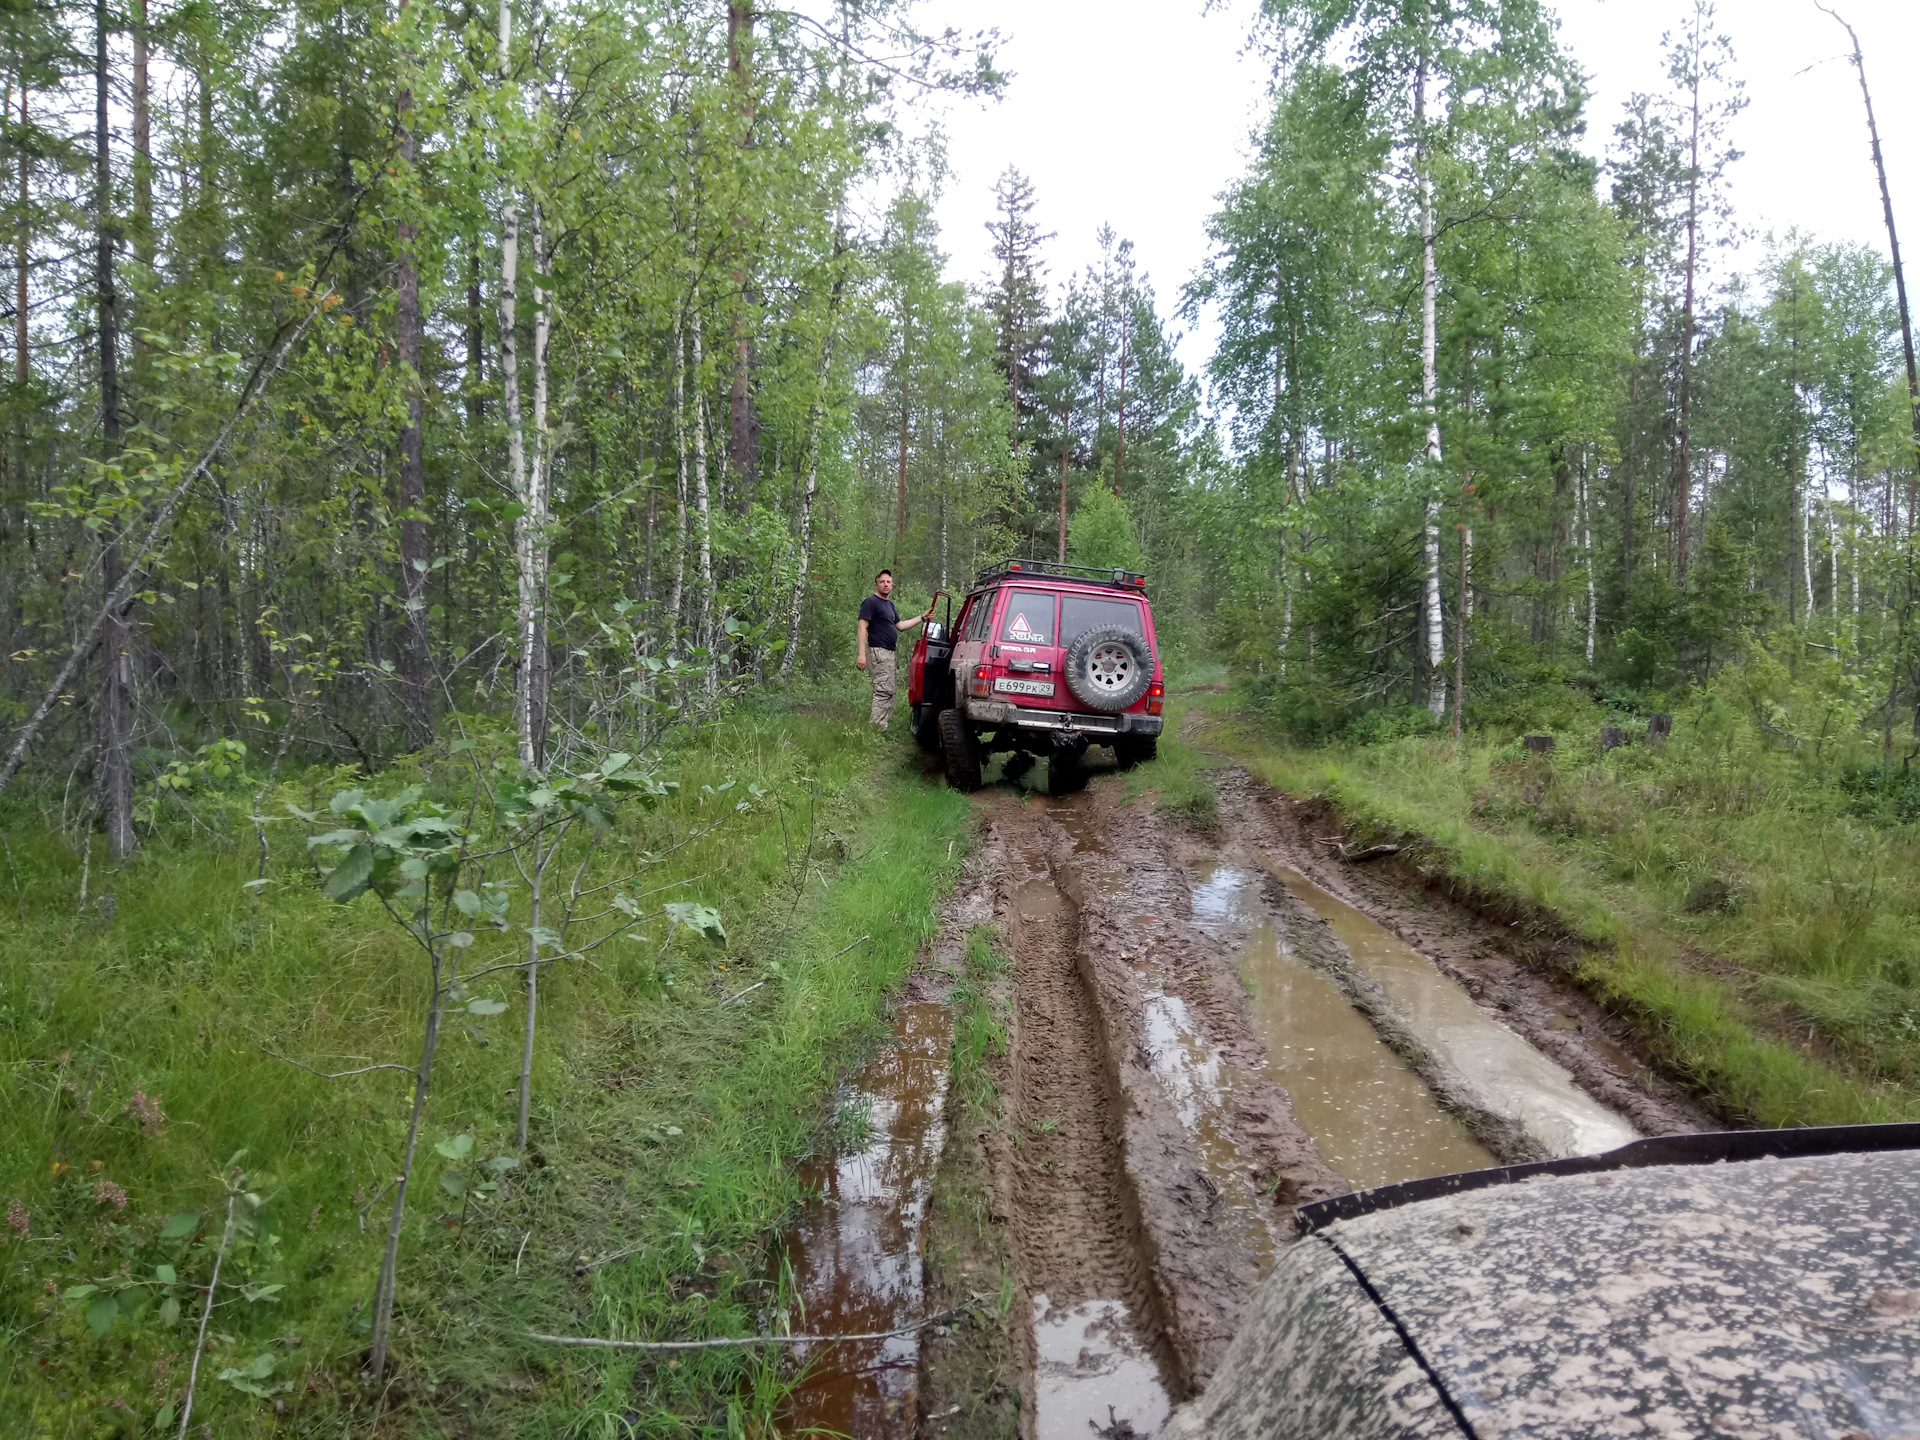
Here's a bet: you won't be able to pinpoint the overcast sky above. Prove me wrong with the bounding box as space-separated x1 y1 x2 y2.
904 0 1920 388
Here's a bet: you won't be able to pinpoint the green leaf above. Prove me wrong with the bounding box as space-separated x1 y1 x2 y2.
323 843 375 902
665 901 726 944
484 1155 522 1174
87 1295 119 1337
526 925 564 951
218 1352 284 1396
160 1211 200 1239
439 1170 469 1199
465 997 507 1016
154 1264 177 1285
434 1133 475 1160
64 1284 100 1301
446 930 474 949
452 889 483 917
158 1296 181 1327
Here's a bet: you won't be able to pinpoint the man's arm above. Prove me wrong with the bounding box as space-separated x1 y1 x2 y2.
898 601 936 632
855 617 869 671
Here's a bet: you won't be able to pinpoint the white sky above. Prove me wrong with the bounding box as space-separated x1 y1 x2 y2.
908 0 1920 388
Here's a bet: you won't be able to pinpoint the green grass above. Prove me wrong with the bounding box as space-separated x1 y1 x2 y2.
1 701 972 1437
1119 687 1222 833
1217 714 1920 1129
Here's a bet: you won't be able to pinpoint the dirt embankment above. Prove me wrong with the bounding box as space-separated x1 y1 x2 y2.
1221 771 1717 1139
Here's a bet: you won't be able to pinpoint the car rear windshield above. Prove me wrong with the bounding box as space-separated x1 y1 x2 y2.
1060 595 1144 647
999 591 1057 645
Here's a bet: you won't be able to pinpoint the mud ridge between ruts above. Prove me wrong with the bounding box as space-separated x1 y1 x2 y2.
1220 769 1718 1139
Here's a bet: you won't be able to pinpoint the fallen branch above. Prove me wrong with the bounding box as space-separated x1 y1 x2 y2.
0 293 333 800
259 1043 416 1080
1315 837 1401 863
176 1192 238 1440
522 1306 969 1351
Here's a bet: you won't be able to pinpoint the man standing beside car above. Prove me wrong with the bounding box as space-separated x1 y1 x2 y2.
856 569 932 731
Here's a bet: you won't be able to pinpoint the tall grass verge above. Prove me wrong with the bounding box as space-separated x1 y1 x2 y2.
1 707 971 1436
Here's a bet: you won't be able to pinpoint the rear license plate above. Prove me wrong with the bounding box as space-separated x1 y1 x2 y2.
993 678 1056 697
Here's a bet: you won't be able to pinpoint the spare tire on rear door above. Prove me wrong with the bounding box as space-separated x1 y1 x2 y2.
1063 625 1152 711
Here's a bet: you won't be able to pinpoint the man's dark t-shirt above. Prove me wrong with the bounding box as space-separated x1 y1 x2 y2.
859 594 900 652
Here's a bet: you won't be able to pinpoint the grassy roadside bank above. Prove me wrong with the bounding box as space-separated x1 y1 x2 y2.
1189 699 1920 1131
1 702 970 1438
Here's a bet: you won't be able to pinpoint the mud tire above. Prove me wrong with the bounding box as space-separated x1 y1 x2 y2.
1113 736 1158 769
1063 626 1153 711
939 708 982 792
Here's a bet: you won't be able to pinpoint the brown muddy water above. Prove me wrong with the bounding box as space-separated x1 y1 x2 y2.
781 1001 953 1438
1189 864 1494 1189
1262 861 1640 1159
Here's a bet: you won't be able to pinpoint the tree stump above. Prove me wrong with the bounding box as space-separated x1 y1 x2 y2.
1648 713 1672 746
1523 735 1555 755
1599 726 1626 751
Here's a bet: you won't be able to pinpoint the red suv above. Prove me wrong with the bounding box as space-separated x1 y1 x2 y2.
906 559 1165 793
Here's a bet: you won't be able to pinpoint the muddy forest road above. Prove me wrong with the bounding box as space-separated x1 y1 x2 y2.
782 746 1718 1440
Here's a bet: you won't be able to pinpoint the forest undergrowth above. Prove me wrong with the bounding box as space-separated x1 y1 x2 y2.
0 693 969 1439
1213 671 1920 1132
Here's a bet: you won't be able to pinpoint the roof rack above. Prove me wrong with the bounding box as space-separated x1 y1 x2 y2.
973 558 1149 593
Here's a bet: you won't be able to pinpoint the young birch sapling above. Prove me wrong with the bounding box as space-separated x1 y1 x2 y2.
289 745 744 1380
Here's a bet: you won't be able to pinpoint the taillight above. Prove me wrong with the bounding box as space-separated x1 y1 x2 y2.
1147 681 1164 716
970 665 990 698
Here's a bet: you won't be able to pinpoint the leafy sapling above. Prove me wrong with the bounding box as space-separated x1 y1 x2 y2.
283 746 740 1379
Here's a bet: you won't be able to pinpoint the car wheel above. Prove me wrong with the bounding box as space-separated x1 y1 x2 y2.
938 708 982 792
1114 736 1158 769
1063 626 1153 711
911 704 941 754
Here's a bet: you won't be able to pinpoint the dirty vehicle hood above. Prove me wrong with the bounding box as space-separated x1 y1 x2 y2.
1162 1146 1920 1438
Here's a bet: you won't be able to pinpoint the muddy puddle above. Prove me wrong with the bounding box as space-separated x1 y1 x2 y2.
1263 861 1639 1159
780 1001 953 1438
1191 865 1494 1189
1031 1296 1171 1440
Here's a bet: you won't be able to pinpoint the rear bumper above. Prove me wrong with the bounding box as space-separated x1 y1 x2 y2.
962 698 1163 738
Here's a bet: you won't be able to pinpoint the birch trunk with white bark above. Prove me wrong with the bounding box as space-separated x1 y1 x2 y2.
669 306 687 653
1580 452 1597 664
525 202 552 763
498 0 538 767
1416 60 1446 721
691 291 716 701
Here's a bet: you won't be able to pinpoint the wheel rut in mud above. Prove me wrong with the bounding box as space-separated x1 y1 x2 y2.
785 750 1710 1440
1000 819 1183 1437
